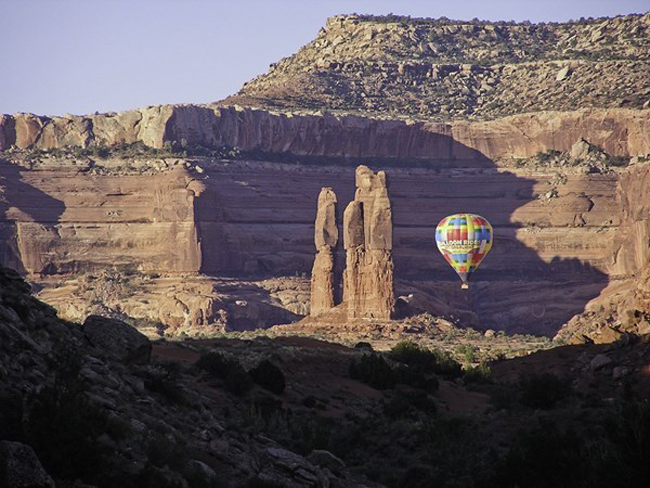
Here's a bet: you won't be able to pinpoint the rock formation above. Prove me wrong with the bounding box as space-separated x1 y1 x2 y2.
1 105 649 159
227 13 650 120
309 167 395 321
342 166 395 320
310 188 338 315
1 12 649 337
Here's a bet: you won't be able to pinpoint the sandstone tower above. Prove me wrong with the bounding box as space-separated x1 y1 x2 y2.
309 165 395 320
310 188 338 316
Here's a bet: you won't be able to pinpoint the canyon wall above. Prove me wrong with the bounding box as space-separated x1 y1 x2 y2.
1 105 649 334
0 162 205 275
1 105 649 159
3 153 648 334
3 158 645 281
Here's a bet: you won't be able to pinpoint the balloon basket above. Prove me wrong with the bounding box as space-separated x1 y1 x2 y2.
461 283 469 290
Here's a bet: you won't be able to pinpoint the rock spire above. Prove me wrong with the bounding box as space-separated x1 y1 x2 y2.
309 166 395 320
342 166 395 320
310 188 338 316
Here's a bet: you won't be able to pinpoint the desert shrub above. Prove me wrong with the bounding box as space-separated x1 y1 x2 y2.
0 391 23 439
225 363 253 396
196 351 253 396
463 361 492 384
395 364 439 393
454 344 477 363
518 372 572 409
383 389 437 419
302 395 317 408
389 341 462 377
487 421 584 488
349 353 397 390
196 350 232 375
249 360 286 394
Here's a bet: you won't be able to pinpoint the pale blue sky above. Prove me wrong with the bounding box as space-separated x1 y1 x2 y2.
1 0 648 116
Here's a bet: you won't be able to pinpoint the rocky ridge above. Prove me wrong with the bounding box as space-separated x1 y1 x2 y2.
227 13 650 120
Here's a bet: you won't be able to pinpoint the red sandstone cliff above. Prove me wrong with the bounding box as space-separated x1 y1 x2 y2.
1 106 649 159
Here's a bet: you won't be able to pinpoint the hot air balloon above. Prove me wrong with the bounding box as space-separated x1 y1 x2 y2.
435 213 493 289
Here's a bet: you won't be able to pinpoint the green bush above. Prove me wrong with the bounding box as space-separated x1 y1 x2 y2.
349 353 397 390
463 361 492 384
196 351 252 396
143 361 186 404
383 389 437 419
389 341 462 377
395 364 439 393
225 363 253 396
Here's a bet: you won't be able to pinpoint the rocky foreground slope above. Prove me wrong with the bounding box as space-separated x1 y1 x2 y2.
226 13 650 120
2 264 650 488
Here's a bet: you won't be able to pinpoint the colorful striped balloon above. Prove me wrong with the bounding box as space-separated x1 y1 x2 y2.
435 213 493 289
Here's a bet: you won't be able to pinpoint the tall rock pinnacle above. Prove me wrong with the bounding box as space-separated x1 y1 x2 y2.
343 166 395 320
309 167 395 320
310 188 338 316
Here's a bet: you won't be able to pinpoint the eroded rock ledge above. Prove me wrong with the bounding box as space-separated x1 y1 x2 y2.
1 105 649 159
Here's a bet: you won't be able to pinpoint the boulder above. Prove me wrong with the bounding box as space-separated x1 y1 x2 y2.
183 460 220 487
307 449 346 475
82 315 151 364
556 66 572 81
590 353 612 371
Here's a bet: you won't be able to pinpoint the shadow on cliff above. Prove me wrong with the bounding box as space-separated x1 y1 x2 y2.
0 159 66 275
379 143 610 336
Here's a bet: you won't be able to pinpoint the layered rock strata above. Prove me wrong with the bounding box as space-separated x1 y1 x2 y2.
1 106 649 159
342 166 395 320
310 188 338 315
555 163 650 343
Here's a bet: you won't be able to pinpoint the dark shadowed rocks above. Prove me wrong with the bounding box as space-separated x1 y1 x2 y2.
82 315 151 364
0 441 55 488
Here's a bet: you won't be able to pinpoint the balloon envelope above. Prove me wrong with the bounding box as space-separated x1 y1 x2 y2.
435 213 493 287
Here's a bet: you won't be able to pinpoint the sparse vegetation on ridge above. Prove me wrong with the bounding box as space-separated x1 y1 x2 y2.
226 13 650 120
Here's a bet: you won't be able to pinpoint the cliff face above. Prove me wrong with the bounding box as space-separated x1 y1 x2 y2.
0 162 203 275
555 164 650 343
1 106 649 159
2 147 648 335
